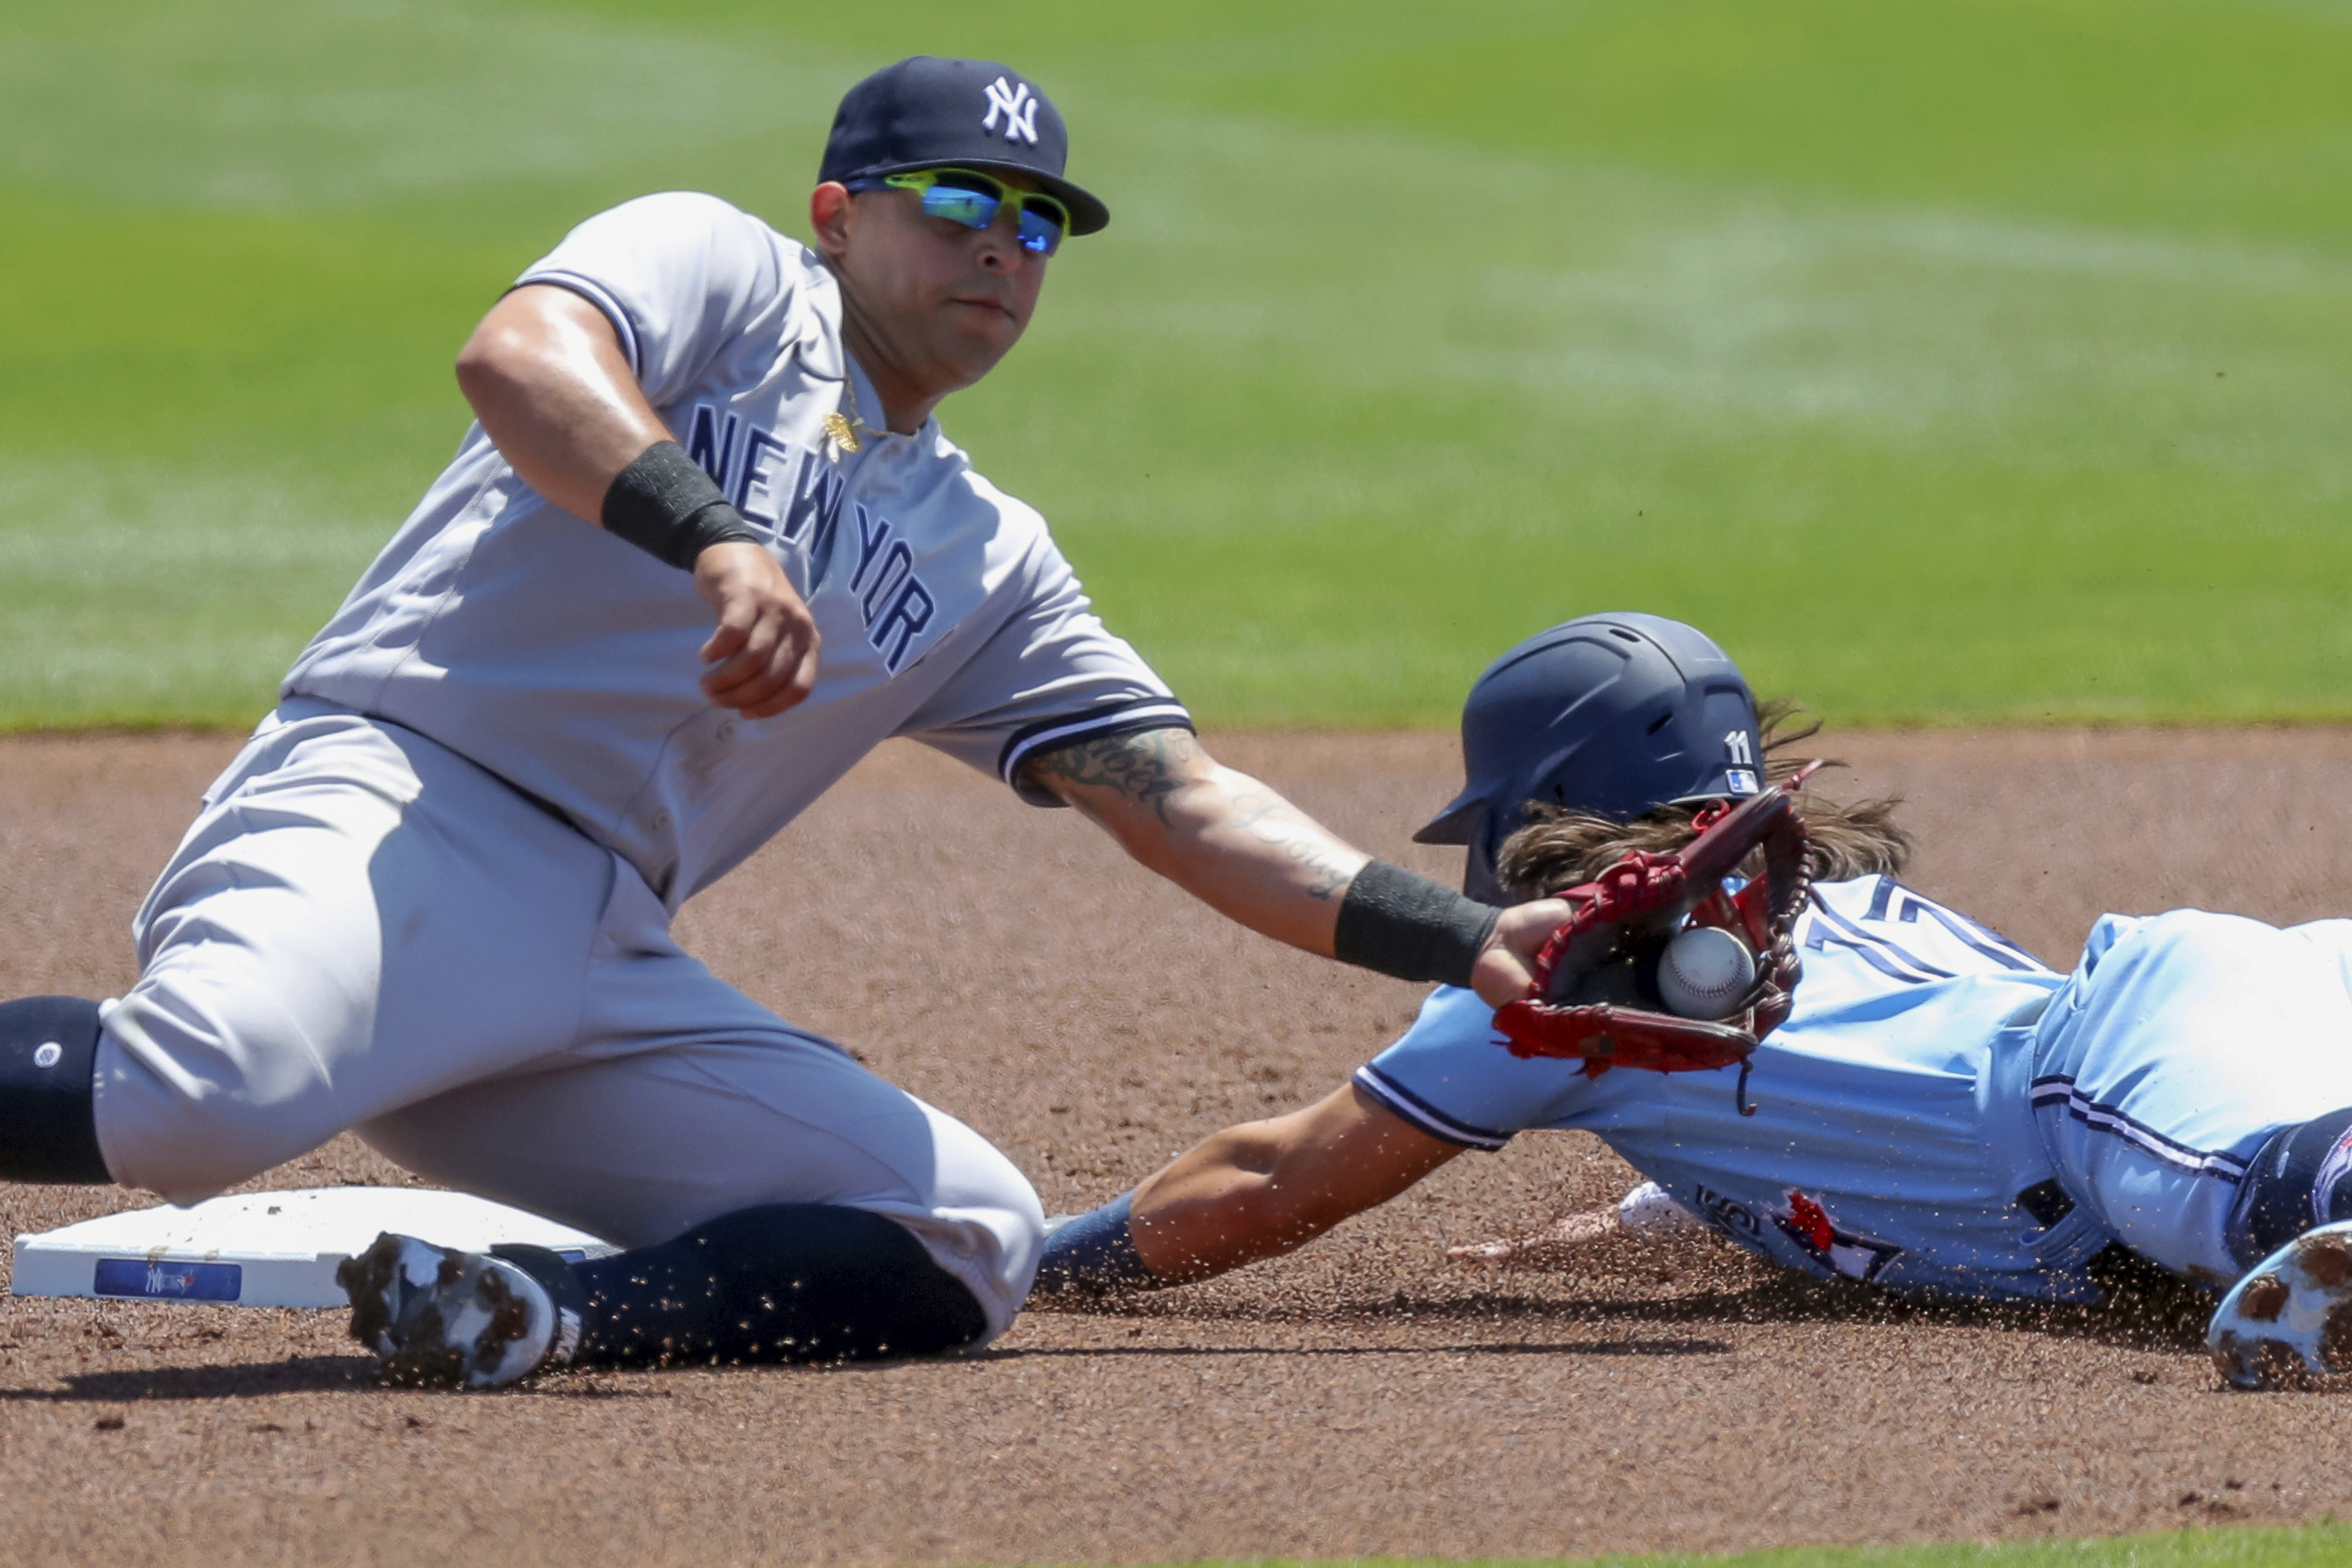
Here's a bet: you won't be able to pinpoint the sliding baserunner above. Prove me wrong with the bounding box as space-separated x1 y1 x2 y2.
1039 612 2352 1391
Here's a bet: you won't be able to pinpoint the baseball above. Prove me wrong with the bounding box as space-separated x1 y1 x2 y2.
1657 926 1756 1020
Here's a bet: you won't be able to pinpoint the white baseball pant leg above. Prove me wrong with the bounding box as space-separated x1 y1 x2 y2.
92 707 1041 1340
2031 910 2352 1281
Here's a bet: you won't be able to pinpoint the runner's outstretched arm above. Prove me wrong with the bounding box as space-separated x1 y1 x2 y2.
1036 1083 1462 1294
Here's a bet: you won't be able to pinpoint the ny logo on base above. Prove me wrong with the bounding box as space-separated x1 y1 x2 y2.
982 76 1040 144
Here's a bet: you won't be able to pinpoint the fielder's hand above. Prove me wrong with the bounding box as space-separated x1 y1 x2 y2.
694 541 822 719
1470 898 1574 1009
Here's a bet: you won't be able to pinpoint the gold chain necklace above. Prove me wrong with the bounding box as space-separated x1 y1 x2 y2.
822 372 878 458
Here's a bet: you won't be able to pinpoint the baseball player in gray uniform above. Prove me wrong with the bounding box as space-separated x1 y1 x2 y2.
0 58 1566 1388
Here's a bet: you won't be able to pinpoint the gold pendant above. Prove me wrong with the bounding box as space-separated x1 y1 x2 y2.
822 411 862 455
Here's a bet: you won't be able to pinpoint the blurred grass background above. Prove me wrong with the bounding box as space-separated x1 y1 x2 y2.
2 0 2347 728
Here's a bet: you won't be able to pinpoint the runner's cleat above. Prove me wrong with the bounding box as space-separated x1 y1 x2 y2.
2209 1220 2352 1391
337 1232 575 1390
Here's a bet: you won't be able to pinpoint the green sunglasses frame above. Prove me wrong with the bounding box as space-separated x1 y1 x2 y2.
852 168 1071 255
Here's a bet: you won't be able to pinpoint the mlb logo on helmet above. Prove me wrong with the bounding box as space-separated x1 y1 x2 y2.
1722 729 1759 793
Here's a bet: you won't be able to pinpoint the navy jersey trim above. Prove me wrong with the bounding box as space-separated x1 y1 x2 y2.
513 271 643 379
2029 1075 2252 1182
1806 899 1955 982
1876 878 2043 971
1352 1064 1513 1152
996 703 1196 791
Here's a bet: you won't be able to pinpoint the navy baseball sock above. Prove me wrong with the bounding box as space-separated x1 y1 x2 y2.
0 996 110 1184
2227 1106 2352 1269
560 1203 989 1367
1033 1192 1163 1295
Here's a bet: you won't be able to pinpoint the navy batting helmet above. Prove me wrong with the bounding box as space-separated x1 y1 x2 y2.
1415 613 1763 905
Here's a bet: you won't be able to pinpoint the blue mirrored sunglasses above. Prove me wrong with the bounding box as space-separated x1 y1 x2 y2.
845 168 1070 256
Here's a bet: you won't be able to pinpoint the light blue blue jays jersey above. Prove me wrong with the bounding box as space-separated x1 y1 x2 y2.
1356 877 2352 1301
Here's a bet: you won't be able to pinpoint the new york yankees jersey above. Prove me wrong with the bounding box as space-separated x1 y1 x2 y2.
285 192 1185 908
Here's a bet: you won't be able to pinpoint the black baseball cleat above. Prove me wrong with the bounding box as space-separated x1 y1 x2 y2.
338 1232 578 1390
2209 1220 2352 1391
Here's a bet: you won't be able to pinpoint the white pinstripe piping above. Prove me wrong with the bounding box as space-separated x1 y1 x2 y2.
1889 887 2042 971
518 270 641 378
998 703 1196 786
1808 902 1952 983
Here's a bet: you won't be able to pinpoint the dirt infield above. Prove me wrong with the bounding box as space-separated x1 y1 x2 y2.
9 727 2352 1566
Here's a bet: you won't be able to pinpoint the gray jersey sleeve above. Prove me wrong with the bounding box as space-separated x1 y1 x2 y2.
896 537 1192 808
513 191 793 408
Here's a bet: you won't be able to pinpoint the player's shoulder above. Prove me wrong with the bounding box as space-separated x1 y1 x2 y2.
902 430 1060 573
945 456 1046 532
579 189 776 235
1804 873 2051 978
553 192 812 274
1806 874 1893 920
1395 983 1504 1047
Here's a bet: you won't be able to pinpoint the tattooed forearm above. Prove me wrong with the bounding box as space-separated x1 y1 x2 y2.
1223 789 1359 900
1025 730 1370 950
1021 727 1202 827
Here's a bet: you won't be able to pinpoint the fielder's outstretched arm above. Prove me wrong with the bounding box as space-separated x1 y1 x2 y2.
1020 728 1567 1008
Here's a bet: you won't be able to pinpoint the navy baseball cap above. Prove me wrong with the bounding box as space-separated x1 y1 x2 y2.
1415 613 1765 904
821 57 1109 237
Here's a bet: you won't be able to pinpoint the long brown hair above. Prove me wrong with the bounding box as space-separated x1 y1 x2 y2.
1494 699 1912 899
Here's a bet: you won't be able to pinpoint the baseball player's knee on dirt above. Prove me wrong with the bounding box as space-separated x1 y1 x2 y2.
552 1203 989 1368
2227 1108 2352 1269
0 996 111 1184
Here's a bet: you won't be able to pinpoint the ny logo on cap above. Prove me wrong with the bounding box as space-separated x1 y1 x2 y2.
982 76 1040 144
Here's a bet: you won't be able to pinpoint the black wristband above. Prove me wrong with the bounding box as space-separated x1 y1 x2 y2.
1333 859 1501 989
601 440 762 570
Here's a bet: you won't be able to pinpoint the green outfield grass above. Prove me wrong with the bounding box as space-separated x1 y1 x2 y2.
2 0 2349 728
1194 1523 2352 1568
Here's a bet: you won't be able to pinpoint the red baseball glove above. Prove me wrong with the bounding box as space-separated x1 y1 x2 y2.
1492 764 1819 1095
